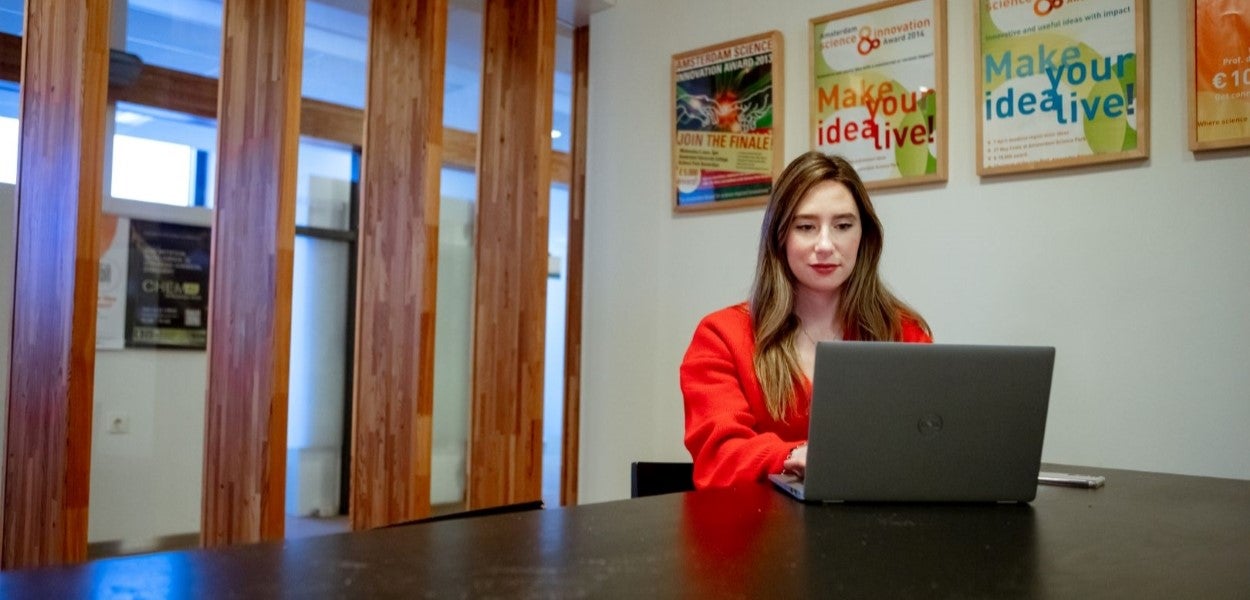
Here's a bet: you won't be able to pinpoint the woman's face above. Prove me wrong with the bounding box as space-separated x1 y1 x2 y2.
784 180 862 300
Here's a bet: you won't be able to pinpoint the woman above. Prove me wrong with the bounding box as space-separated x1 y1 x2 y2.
680 151 931 489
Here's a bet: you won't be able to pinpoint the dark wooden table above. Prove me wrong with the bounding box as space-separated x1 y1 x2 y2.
3 464 1248 598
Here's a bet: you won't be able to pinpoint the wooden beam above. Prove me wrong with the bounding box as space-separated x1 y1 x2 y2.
201 0 303 547
560 25 589 507
444 127 477 172
0 31 18 82
551 148 570 186
111 64 217 120
468 0 555 510
3 0 111 568
300 97 363 147
0 31 569 182
351 0 447 530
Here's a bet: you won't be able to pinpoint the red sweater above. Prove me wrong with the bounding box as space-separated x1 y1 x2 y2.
680 303 932 489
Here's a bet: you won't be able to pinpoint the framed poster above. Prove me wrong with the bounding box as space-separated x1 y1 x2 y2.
125 219 212 349
810 0 947 189
672 31 783 213
976 0 1149 175
1189 0 1250 150
96 215 130 350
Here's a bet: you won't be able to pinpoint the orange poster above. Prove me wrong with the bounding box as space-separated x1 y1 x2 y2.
97 215 129 349
1192 0 1250 149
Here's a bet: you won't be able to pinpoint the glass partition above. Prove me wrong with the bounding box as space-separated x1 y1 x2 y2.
0 83 17 484
429 2 484 516
431 167 478 515
287 202 354 536
0 14 16 523
285 0 368 539
88 0 221 558
541 27 575 507
543 181 569 507
286 136 359 539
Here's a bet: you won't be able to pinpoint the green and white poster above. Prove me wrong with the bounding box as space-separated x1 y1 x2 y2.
673 30 783 213
811 0 946 189
977 0 1148 174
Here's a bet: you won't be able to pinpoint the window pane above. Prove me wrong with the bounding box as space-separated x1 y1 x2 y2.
124 0 221 75
111 102 218 209
0 0 21 36
552 27 572 153
296 138 356 230
0 124 16 186
302 0 367 108
110 135 195 206
444 5 482 134
0 82 18 184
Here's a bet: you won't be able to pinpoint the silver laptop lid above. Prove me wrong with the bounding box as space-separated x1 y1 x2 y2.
804 342 1055 503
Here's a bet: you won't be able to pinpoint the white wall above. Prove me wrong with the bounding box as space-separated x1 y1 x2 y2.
579 0 1250 503
90 350 206 550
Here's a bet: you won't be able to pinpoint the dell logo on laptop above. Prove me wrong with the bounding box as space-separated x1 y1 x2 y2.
917 414 944 435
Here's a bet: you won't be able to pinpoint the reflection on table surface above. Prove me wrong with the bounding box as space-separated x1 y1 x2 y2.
0 465 1247 598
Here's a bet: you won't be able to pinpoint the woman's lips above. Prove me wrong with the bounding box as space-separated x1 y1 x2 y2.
811 264 838 275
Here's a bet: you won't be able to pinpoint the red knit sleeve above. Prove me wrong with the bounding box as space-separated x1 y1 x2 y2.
680 311 797 489
900 315 933 343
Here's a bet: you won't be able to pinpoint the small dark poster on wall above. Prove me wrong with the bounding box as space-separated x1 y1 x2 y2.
125 219 212 349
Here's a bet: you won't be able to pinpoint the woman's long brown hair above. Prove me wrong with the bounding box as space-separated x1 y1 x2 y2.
749 152 928 420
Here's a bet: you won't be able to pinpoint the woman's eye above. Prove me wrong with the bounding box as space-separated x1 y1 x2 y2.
835 222 853 231
794 223 815 232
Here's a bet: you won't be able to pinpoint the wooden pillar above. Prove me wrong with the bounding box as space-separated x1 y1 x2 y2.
2 0 110 568
560 25 589 507
201 0 304 547
468 0 556 509
351 0 447 530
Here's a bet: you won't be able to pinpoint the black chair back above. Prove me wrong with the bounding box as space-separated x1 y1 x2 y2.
630 461 695 498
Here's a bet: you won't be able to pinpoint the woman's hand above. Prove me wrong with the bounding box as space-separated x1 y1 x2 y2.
782 444 807 479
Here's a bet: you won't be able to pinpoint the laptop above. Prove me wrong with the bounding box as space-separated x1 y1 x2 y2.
769 341 1055 503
